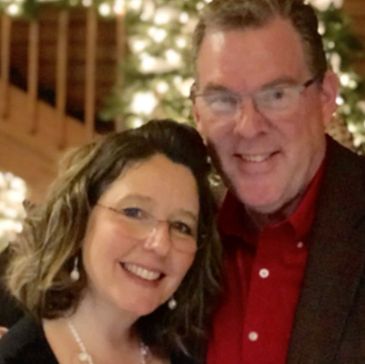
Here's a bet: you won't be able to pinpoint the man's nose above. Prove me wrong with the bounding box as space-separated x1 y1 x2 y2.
232 97 267 138
143 222 172 256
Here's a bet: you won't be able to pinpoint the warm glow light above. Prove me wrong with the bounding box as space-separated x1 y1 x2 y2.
126 0 142 11
176 37 188 49
148 27 168 43
154 7 174 25
113 0 125 15
6 3 21 16
165 49 182 66
98 3 112 17
0 172 27 252
156 81 169 94
131 92 158 115
179 12 189 24
340 73 350 86
130 38 148 53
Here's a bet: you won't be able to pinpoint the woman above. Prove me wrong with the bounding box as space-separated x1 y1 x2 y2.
0 119 221 364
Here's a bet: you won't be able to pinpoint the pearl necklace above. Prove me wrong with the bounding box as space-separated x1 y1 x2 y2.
67 321 149 364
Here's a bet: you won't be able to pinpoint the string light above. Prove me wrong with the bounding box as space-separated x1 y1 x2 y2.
148 27 168 43
131 91 158 115
0 172 27 253
98 2 112 17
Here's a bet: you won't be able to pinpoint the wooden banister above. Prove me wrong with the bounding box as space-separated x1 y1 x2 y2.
0 14 11 120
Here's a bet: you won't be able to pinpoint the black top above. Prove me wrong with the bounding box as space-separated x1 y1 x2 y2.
0 316 197 364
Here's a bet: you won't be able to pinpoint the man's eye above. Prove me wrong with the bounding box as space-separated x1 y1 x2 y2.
170 221 194 237
265 87 291 102
269 87 287 101
206 93 238 109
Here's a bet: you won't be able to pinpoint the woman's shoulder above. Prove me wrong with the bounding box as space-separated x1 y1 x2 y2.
0 316 57 364
171 351 201 364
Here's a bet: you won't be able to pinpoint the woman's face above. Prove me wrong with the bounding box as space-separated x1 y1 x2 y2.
82 153 200 317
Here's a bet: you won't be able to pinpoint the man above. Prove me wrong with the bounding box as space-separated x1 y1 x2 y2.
191 0 365 363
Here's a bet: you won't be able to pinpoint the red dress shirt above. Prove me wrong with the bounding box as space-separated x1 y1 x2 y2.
207 163 325 364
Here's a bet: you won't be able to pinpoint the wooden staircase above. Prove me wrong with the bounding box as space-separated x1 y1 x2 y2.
0 6 124 202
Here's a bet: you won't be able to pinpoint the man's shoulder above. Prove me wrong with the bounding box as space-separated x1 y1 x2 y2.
327 137 365 170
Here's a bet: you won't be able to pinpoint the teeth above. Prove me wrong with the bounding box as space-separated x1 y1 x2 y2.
123 263 161 281
241 154 270 163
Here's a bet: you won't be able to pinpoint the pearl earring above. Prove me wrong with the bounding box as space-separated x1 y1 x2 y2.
70 256 80 282
168 297 177 310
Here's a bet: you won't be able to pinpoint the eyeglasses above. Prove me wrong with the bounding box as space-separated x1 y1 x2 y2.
191 77 318 121
95 203 198 254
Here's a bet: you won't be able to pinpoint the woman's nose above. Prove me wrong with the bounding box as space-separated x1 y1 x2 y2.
143 222 172 256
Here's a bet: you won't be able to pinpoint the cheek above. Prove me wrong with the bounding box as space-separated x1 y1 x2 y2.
172 253 195 281
83 223 134 265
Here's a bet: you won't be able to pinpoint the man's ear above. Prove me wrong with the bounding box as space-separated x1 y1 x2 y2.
192 102 203 134
320 70 339 126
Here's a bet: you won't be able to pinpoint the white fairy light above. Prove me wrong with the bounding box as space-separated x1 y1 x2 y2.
131 92 158 115
148 27 168 43
180 78 195 97
129 116 145 129
126 0 142 11
165 49 182 67
0 171 27 253
354 135 365 148
340 73 351 87
6 3 21 16
156 81 169 94
141 0 155 21
82 0 92 7
336 96 344 106
130 38 148 53
179 12 189 24
140 54 159 73
318 21 326 36
348 122 357 133
98 3 112 17
113 0 125 15
176 37 188 49
348 79 358 90
327 40 335 50
330 53 341 73
196 2 205 11
309 0 343 11
154 7 174 25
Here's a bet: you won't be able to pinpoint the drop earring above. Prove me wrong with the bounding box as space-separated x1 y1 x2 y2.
70 256 80 282
168 297 177 310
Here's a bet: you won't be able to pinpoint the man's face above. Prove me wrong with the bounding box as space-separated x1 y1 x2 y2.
194 17 338 215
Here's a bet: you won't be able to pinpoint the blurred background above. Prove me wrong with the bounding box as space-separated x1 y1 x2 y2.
0 0 364 248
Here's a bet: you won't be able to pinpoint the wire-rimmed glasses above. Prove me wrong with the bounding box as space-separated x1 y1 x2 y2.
96 203 198 254
190 77 318 122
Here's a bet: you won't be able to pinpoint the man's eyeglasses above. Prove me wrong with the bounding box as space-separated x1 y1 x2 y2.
96 203 198 254
190 77 318 121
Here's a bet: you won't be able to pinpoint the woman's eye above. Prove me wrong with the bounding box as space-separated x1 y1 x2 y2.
170 221 194 237
121 207 145 219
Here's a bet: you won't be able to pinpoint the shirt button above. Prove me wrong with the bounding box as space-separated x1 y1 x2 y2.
297 241 304 249
248 331 259 342
259 268 270 279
